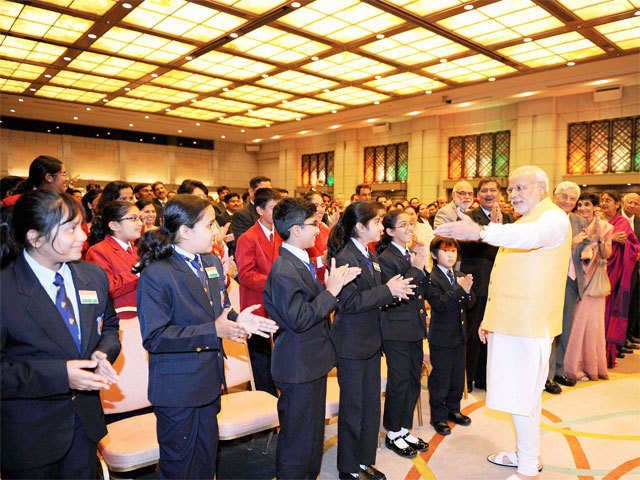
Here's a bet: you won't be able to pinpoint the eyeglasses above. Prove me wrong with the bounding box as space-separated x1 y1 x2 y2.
581 258 592 266
391 222 411 230
454 191 473 197
54 171 69 178
297 220 319 228
121 216 143 223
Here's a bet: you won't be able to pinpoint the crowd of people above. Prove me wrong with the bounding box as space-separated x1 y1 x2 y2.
1 155 639 480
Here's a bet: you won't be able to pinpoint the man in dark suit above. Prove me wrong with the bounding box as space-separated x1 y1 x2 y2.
461 178 512 392
622 193 640 344
213 185 230 217
217 192 243 256
231 175 271 241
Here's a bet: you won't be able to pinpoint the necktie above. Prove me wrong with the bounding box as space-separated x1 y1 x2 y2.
305 260 320 284
184 255 214 307
403 249 411 263
447 269 455 286
268 232 273 243
53 273 81 353
126 246 134 257
362 251 373 274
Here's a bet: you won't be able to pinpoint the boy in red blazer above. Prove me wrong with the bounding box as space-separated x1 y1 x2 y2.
235 188 282 394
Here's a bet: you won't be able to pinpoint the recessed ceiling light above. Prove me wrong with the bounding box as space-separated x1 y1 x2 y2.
144 115 149 119
230 32 239 38
247 109 253 113
329 125 340 129
261 74 269 78
241 129 246 133
102 99 108 102
178 129 182 133
590 79 611 85
252 139 262 143
63 56 71 61
221 135 226 139
523 37 532 42
107 131 110 135
440 58 447 63
331 110 337 113
151 73 158 78
124 87 130 91
488 77 496 82
375 75 382 79
582 184 587 187
281 100 288 104
196 122 200 126
29 87 36 91
129 123 133 126
296 118 301 121
373 101 380 104
266 124 271 128
323 89 331 93
635 10 640 15
425 90 432 94
44 74 51 78
222 87 229 91
165 108 171 112
122 2 132 8
73 116 78 120
311 56 319 61
190 99 196 103
272 135 281 139
86 107 91 111
139 138 143 142
627 183 632 186
464 4 474 10
376 34 385 39
365 118 376 123
291 1 301 7
88 33 97 39
406 111 421 116
193 141 197 144
458 102 472 107
185 56 193 60
567 61 575 66
47 129 51 132
10 108 15 112
299 130 309 134
18 98 23 102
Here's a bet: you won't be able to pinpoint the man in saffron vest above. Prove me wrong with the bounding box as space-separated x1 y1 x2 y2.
434 166 571 479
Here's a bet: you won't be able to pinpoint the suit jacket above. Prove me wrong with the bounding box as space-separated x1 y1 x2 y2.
231 202 259 241
461 207 513 297
86 235 139 313
1 255 120 470
331 241 395 359
433 201 459 228
426 267 473 348
137 251 236 408
236 221 282 316
264 247 337 383
377 244 428 342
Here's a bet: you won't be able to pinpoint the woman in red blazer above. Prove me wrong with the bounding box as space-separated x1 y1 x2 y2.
86 201 142 317
304 192 331 282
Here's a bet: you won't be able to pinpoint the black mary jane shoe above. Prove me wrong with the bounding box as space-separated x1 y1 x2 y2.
385 435 416 458
402 433 429 452
359 465 386 480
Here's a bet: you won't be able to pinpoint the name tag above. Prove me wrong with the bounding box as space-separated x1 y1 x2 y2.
372 262 381 272
79 290 99 304
205 266 220 279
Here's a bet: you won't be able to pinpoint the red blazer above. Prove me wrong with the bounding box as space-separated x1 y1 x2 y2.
86 235 139 316
306 222 330 284
236 222 282 316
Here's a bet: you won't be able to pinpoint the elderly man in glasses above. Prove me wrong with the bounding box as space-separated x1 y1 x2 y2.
433 181 474 228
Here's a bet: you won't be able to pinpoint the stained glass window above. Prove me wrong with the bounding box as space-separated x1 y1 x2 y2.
363 142 408 184
301 151 334 187
448 131 510 179
567 116 639 174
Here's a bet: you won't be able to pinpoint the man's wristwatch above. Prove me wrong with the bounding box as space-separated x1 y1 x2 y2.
478 225 488 242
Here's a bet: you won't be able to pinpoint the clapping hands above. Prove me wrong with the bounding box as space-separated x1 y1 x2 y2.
325 257 361 297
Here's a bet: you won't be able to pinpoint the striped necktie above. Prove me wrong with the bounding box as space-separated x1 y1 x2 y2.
447 269 455 286
53 273 81 353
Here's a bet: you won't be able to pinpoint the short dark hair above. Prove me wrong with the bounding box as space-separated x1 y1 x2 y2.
217 185 229 195
430 235 461 262
321 193 331 201
273 197 316 241
223 192 240 203
254 188 281 210
578 192 599 207
242 191 249 202
350 193 358 201
133 183 151 194
151 181 165 190
376 195 387 202
178 179 208 196
356 184 371 195
249 176 271 190
427 202 437 208
478 178 499 190
277 188 289 194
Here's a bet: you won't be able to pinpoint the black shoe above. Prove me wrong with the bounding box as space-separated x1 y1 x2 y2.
430 420 451 436
619 347 633 354
359 465 386 480
630 335 640 343
554 374 577 387
402 433 429 452
338 473 359 480
385 435 416 458
617 351 626 358
545 380 562 394
448 412 471 426
626 342 640 350
474 382 486 390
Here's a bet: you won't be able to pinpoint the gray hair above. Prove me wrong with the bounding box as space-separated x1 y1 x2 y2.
554 181 580 197
452 180 473 193
510 166 549 193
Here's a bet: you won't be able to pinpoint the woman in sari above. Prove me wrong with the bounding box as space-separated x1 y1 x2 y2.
564 194 611 380
600 191 639 367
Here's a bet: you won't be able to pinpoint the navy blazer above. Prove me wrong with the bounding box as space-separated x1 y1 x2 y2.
426 267 474 348
264 247 337 383
331 241 395 360
377 244 428 342
137 251 237 408
1 255 120 471
231 202 258 242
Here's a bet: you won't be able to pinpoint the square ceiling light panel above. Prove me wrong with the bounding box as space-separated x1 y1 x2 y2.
364 72 446 94
122 0 246 43
595 16 640 50
316 86 390 105
0 2 94 44
280 97 343 114
192 97 255 113
226 26 330 64
279 0 405 43
92 27 195 64
555 0 640 20
212 0 290 14
360 27 468 65
384 0 468 16
221 85 293 104
151 70 232 93
126 84 197 103
0 77 30 93
50 70 128 92
68 51 157 79
37 0 116 15
167 106 225 120
0 34 67 64
106 96 170 112
498 31 605 67
257 70 338 95
302 52 394 82
0 59 45 80
437 0 564 46
183 51 275 80
35 85 106 103
424 54 517 82
247 107 306 121
218 115 273 127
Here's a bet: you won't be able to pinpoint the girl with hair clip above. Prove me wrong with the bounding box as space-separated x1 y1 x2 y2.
86 201 142 318
327 201 416 480
1 190 120 479
134 194 278 479
375 210 430 459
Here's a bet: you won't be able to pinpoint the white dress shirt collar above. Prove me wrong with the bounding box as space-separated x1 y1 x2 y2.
351 237 370 257
258 219 275 239
391 241 409 256
281 242 310 265
111 235 132 252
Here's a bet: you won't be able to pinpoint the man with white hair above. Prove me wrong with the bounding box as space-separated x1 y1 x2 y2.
622 192 640 346
434 166 571 479
433 180 474 228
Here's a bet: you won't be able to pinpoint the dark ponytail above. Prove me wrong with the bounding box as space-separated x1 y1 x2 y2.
376 210 403 256
96 181 133 216
24 155 63 191
0 206 16 269
2 191 82 267
134 194 210 273
88 201 134 246
327 201 377 259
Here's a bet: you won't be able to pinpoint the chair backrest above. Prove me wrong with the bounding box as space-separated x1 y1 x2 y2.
100 307 151 414
223 278 254 390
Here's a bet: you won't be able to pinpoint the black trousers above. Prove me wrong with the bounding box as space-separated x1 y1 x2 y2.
428 343 465 423
382 339 423 432
1 415 97 480
275 376 327 480
465 296 487 389
628 263 639 339
155 398 220 479
337 354 381 473
248 335 277 395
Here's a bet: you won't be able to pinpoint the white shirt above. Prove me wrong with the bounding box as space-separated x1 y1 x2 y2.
351 237 370 258
281 242 310 265
258 219 275 240
480 206 491 219
391 241 410 257
173 244 201 277
436 264 455 282
111 235 133 252
481 208 569 251
621 210 635 228
23 250 80 334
